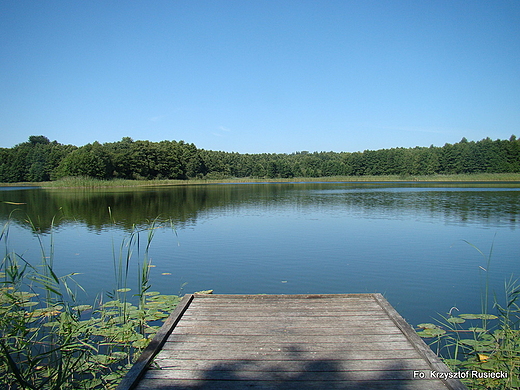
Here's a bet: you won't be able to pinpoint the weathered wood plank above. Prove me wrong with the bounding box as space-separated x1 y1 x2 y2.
169 326 404 336
184 303 384 310
187 295 380 308
183 308 383 316
183 317 382 325
186 302 382 311
165 333 410 344
145 368 430 381
181 311 386 319
120 294 467 390
173 319 398 329
136 379 450 390
151 348 425 361
152 357 430 372
179 310 389 322
115 294 194 390
188 299 378 305
161 340 416 352
192 293 377 299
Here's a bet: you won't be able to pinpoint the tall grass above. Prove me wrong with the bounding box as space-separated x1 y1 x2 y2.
43 176 142 188
31 172 520 188
0 211 180 389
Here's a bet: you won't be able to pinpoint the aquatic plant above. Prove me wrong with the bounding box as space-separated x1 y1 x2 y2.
34 172 520 188
43 176 141 188
0 213 181 389
418 241 520 389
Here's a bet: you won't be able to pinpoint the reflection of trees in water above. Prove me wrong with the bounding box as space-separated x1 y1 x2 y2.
322 189 520 228
0 187 211 233
1 184 519 233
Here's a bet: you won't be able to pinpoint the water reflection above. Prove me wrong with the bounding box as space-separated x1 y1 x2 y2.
1 182 519 327
1 182 519 232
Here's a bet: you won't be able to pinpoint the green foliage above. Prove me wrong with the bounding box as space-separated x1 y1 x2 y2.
2 135 520 183
418 242 520 389
419 301 519 389
0 137 76 183
0 215 181 389
55 142 113 180
104 139 198 180
28 136 51 146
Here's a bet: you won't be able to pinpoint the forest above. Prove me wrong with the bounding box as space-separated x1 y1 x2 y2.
1 135 520 183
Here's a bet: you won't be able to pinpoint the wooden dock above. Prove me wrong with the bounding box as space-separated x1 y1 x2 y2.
117 294 467 390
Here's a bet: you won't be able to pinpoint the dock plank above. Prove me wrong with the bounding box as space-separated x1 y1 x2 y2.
135 379 451 390
152 358 429 371
145 368 431 381
118 294 468 390
152 349 426 361
161 340 416 352
165 333 411 344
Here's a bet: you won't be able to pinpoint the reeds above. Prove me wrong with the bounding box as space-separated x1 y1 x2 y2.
0 211 180 389
43 176 140 188
33 172 520 189
418 241 520 389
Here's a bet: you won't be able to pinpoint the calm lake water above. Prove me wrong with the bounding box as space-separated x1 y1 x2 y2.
1 182 519 327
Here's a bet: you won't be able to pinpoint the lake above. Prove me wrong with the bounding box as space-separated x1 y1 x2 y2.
1 182 519 328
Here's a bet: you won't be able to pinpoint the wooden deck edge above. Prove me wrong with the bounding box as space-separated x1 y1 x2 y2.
116 294 195 390
372 293 468 390
192 293 377 299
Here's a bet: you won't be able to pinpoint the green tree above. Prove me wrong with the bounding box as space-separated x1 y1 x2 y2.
506 135 520 172
56 142 113 179
186 152 206 178
28 135 51 145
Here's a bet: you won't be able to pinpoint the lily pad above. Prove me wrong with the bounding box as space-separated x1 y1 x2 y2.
12 292 39 302
21 301 39 307
144 291 161 296
33 307 62 317
459 313 498 320
458 339 479 346
468 327 486 333
132 338 149 348
90 354 112 365
102 300 123 308
110 351 128 360
72 304 93 312
143 326 160 334
417 328 446 337
194 290 213 294
447 317 466 324
417 323 438 329
443 358 462 366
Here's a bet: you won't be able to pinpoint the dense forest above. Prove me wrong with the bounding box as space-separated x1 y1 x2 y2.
1 135 520 183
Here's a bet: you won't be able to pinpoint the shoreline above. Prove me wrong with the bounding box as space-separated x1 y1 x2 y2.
2 173 520 188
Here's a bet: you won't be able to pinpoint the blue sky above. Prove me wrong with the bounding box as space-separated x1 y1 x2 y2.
1 1 519 154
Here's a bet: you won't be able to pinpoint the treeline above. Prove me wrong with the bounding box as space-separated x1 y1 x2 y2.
1 135 520 183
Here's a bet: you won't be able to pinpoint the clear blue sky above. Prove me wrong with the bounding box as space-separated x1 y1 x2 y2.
1 1 519 154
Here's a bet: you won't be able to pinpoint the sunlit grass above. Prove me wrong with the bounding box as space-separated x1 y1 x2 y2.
12 172 520 188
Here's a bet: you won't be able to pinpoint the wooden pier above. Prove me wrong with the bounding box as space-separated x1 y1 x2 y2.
117 294 467 390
